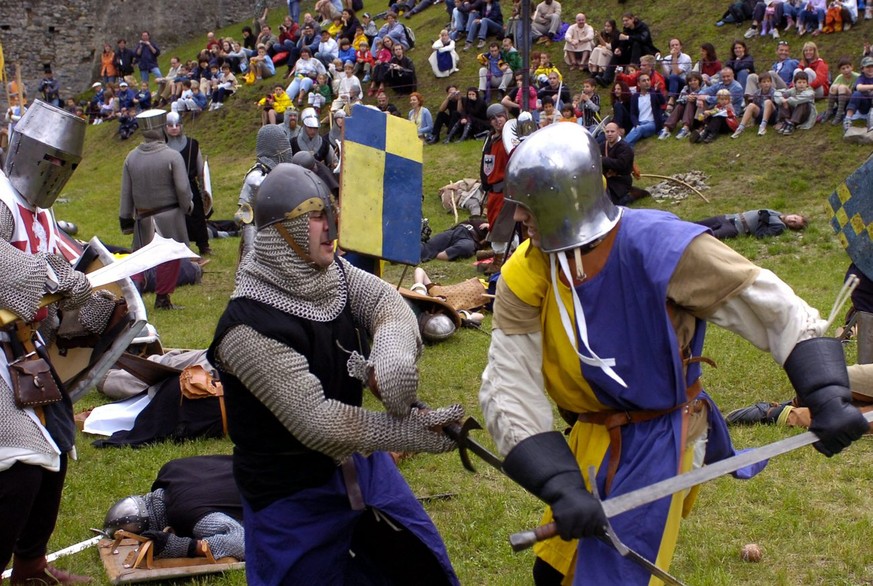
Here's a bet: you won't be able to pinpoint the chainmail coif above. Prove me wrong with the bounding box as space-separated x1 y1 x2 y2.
233 215 346 321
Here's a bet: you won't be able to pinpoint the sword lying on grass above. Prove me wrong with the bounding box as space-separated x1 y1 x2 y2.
0 235 199 327
509 409 873 552
1 533 103 579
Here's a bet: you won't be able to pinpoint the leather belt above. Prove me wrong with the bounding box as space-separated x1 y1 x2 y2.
577 379 703 497
738 213 751 235
136 203 179 219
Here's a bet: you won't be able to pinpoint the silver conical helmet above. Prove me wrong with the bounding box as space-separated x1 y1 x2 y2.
504 123 620 253
103 495 149 536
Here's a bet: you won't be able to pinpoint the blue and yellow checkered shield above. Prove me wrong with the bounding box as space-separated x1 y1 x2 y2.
829 156 873 280
339 104 423 265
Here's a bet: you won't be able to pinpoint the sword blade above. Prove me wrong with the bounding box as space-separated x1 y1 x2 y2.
603 409 873 519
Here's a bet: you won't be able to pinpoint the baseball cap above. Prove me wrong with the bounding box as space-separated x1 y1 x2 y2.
91 82 102 89
119 81 129 87
301 107 319 128
363 12 371 17
863 56 873 68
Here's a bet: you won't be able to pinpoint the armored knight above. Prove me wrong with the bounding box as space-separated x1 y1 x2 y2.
207 163 463 584
234 124 292 262
479 123 868 585
0 100 116 585
119 109 193 310
165 112 211 256
104 455 244 561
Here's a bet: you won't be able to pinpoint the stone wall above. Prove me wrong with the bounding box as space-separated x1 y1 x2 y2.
0 0 278 110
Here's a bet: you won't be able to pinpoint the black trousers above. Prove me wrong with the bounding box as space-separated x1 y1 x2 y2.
0 455 68 572
432 109 460 139
185 187 210 251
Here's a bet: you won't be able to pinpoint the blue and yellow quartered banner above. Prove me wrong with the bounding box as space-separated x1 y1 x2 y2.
339 104 422 265
829 156 873 281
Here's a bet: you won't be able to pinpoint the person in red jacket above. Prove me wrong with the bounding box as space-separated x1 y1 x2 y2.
797 41 830 98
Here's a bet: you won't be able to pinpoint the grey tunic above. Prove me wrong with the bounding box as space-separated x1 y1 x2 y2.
120 141 193 249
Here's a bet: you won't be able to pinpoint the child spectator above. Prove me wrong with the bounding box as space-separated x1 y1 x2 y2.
210 63 239 110
354 40 375 82
132 81 152 112
531 51 562 86
821 56 859 125
259 85 292 124
249 44 276 79
774 70 816 134
659 71 704 139
368 38 394 96
760 2 779 37
538 96 560 127
574 78 601 132
560 102 577 123
337 38 356 65
117 81 135 110
732 73 777 137
172 80 207 113
99 86 120 121
117 107 138 139
844 56 873 130
501 72 539 123
309 72 332 111
690 88 738 143
353 26 369 52
334 61 363 110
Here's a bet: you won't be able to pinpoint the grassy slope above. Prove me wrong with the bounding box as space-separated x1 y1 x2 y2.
50 2 873 584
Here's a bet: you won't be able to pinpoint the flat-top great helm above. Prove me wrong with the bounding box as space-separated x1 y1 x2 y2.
4 100 86 209
103 495 149 536
255 163 336 239
136 109 168 142
504 123 620 253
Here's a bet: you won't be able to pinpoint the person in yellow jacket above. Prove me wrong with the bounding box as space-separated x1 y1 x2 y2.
258 85 293 125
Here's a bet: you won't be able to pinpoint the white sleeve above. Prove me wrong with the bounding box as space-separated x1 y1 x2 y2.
707 268 827 366
479 328 554 456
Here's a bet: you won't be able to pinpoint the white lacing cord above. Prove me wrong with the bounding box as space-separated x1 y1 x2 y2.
550 251 627 388
823 273 859 333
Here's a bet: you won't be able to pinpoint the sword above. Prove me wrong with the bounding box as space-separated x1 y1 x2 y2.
1 534 102 579
0 235 199 327
510 409 873 551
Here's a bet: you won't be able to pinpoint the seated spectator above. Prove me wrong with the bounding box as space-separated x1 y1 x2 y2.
286 46 327 104
574 78 601 133
361 12 378 41
617 54 666 94
369 36 395 96
117 81 135 110
600 121 637 205
530 0 562 46
296 24 321 59
822 0 858 32
117 107 138 140
421 219 489 261
465 0 503 52
659 71 704 139
799 0 827 34
271 19 301 62
536 71 571 110
500 37 522 73
625 72 665 146
132 81 152 112
731 72 777 136
610 79 633 135
384 44 417 94
156 56 183 106
454 86 489 141
695 209 808 239
339 9 361 43
376 90 401 116
797 41 830 99
408 92 434 141
354 40 375 82
696 42 723 86
315 30 339 67
725 40 756 90
697 66 745 118
501 71 539 122
773 69 816 134
478 42 513 97
430 29 460 78
531 50 562 85
559 103 576 123
308 72 332 111
689 88 739 143
256 24 279 50
374 12 409 54
172 80 207 113
428 84 463 143
333 61 362 110
604 11 659 81
563 13 595 71
210 63 239 110
743 0 787 38
99 86 120 121
589 19 616 78
227 41 249 74
451 0 479 43
326 15 344 38
258 85 293 124
715 0 756 26
745 40 798 95
337 37 356 65
538 96 561 127
821 56 858 125
661 38 692 99
249 44 276 79
315 0 342 23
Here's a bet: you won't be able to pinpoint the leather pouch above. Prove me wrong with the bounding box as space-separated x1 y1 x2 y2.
10 353 64 408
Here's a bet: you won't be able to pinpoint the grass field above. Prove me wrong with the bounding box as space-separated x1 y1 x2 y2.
32 0 873 583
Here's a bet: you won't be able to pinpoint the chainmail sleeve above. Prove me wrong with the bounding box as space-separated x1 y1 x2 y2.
192 512 246 560
341 258 423 418
215 325 459 460
0 203 51 321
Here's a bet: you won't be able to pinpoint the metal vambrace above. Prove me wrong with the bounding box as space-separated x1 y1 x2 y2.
784 337 869 457
502 431 607 540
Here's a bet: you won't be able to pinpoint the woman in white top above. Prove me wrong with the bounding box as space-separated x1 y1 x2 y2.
429 29 460 78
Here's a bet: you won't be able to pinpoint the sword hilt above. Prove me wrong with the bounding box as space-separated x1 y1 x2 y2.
508 522 557 552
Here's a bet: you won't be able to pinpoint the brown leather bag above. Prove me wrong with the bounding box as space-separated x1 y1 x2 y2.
10 354 64 408
179 365 227 436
